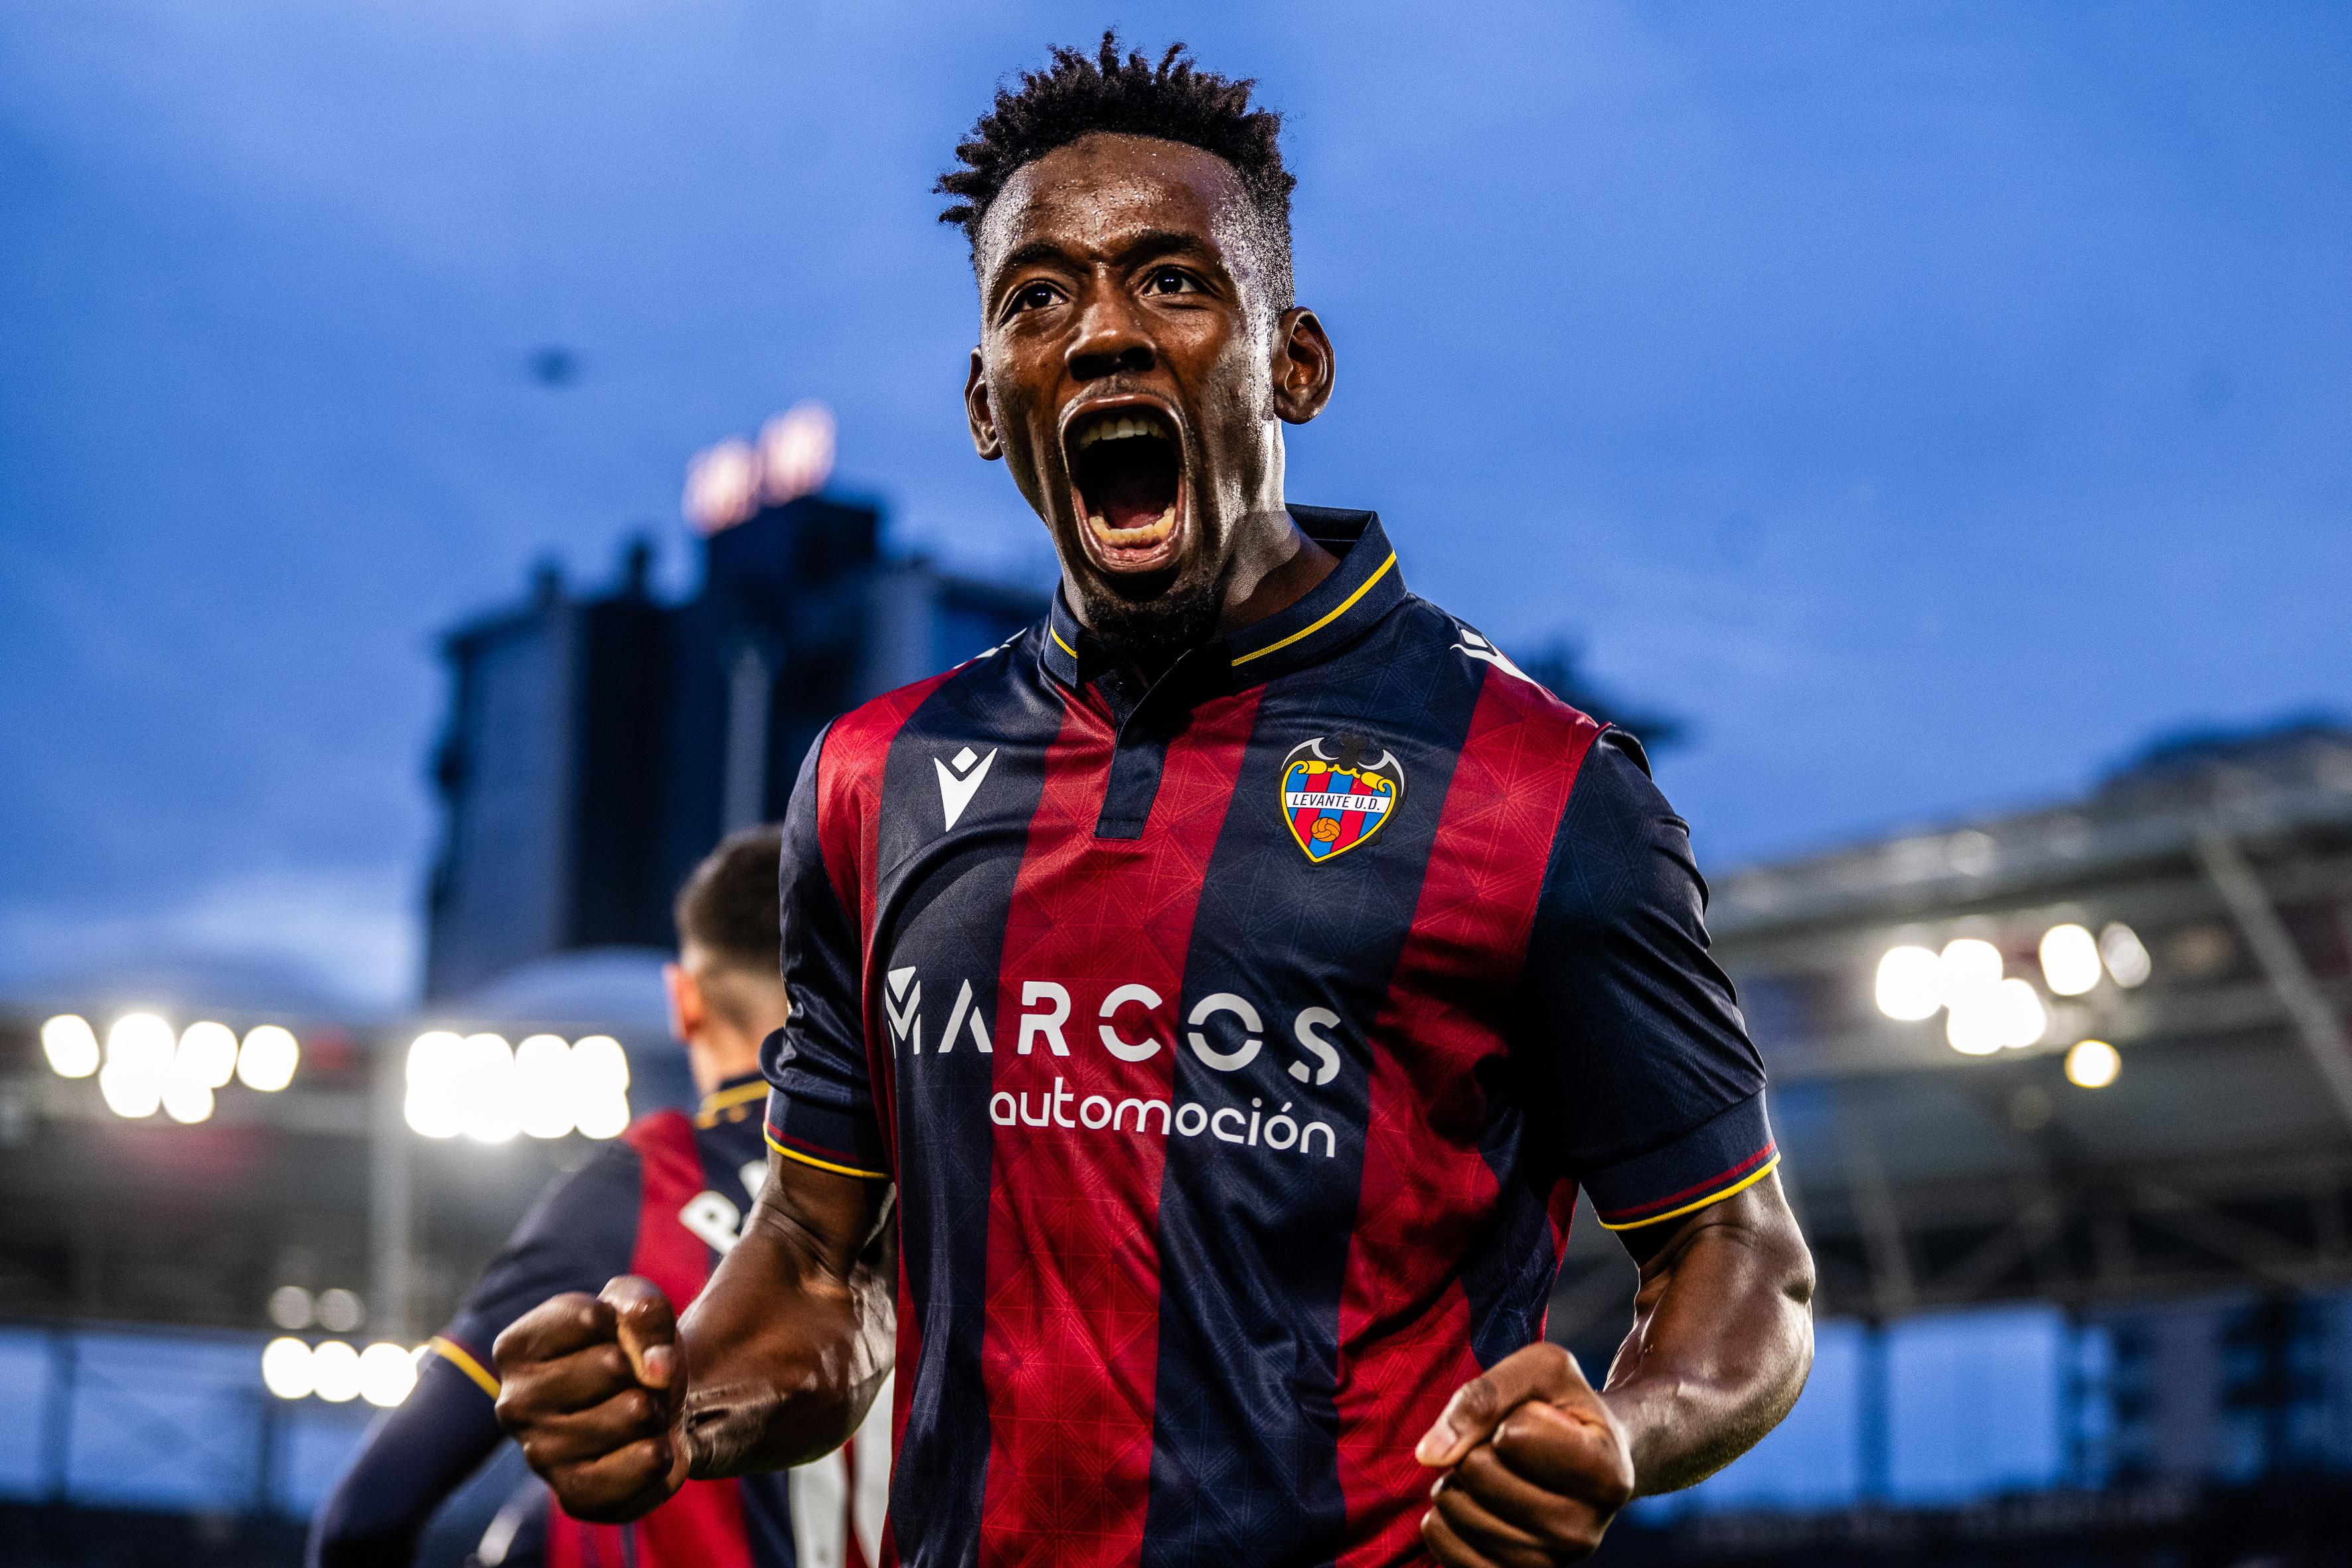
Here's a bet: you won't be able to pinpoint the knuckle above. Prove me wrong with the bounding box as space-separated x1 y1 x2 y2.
1452 1377 1500 1422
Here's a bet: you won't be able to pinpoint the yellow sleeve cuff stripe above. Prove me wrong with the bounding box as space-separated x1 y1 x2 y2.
765 1131 892 1181
431 1335 501 1399
1593 1153 1780 1231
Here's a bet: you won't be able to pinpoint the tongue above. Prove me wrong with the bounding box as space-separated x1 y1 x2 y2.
1094 445 1177 530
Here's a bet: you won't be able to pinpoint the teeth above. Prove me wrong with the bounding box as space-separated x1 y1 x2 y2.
1087 504 1178 547
1074 414 1170 450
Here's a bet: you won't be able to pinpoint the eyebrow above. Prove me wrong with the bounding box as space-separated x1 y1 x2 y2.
990 228 1221 285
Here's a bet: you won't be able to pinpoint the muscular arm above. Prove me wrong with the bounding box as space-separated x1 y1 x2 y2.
1417 1176 1814 1565
492 1152 895 1523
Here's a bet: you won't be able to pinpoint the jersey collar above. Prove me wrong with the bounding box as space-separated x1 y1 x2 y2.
695 1071 769 1127
1039 508 1405 694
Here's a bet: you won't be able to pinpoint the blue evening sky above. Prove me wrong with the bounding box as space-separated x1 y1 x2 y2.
4 2 2346 1004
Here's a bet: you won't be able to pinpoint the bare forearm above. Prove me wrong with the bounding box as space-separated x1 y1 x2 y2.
676 1198 895 1477
1603 1184 1815 1496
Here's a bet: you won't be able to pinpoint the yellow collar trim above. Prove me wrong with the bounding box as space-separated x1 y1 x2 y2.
1229 551 1397 668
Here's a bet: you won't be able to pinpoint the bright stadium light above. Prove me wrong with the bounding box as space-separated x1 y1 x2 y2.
269 1286 315 1330
515 1035 577 1140
2039 924 2103 996
2066 1039 2122 1088
1937 939 2004 1001
177 1022 241 1089
1874 946 1943 1020
311 1340 362 1403
1995 977 2048 1049
570 1036 631 1140
2100 923 2152 988
161 1077 214 1125
358 1342 418 1407
1945 993 2006 1055
42 1015 100 1078
262 1337 315 1399
405 1032 465 1138
317 1288 365 1334
460 1034 521 1143
100 1014 175 1118
236 1025 300 1091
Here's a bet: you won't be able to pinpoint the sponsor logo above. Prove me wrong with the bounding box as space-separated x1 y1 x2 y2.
934 745 996 830
986 1077 1338 1158
1280 735 1405 862
882 967 1347 1085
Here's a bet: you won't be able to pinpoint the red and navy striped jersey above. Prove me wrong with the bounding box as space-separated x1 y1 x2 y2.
761 509 1774 1568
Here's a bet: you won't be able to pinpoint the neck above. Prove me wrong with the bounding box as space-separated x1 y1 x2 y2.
686 1031 767 1096
1087 509 1338 686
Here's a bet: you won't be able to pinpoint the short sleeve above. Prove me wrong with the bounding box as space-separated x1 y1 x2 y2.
1514 732 1775 1232
439 1142 641 1377
762 726 893 1180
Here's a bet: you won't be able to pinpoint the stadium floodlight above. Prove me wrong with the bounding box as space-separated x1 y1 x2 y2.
515 1034 577 1140
1945 992 2005 1055
161 1077 215 1125
236 1025 300 1091
100 1014 175 1118
2038 924 2103 996
570 1036 632 1140
1937 939 2004 1000
317 1288 366 1334
459 1034 520 1144
358 1342 419 1408
1874 946 1943 1020
311 1340 362 1403
404 1032 466 1138
262 1337 315 1400
2100 923 2152 988
176 1022 240 1089
42 1015 100 1078
2065 1039 2122 1088
1995 977 2048 1049
269 1286 315 1330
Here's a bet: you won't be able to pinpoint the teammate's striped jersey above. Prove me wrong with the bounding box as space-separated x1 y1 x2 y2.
313 1077 882 1568
761 509 1774 1567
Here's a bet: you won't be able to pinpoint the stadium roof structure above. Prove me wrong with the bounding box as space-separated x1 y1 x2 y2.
1548 723 2352 1339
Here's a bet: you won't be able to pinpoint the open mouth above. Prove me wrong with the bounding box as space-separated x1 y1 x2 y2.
1067 406 1183 567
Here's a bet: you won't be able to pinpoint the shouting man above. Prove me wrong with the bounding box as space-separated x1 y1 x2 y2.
496 35 1814 1567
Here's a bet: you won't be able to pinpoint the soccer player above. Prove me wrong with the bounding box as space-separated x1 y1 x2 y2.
494 36 1814 1567
311 828 889 1568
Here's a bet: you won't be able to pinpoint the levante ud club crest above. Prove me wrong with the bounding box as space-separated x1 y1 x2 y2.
1281 735 1406 863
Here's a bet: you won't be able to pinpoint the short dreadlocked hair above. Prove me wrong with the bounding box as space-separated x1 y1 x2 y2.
937 33 1297 312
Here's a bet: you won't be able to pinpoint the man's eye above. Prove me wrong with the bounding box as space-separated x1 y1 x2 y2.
1143 268 1196 295
1012 282 1060 312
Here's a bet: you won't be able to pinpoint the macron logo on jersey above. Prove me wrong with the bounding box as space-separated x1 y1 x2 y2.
935 745 997 830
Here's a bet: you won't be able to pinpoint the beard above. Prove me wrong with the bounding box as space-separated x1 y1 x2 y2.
1072 554 1229 677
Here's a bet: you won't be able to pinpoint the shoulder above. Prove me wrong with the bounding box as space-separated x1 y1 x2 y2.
1386 594 1611 755
818 623 1044 788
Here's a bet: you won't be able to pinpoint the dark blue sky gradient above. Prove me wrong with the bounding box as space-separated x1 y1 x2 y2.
3 2 2346 1003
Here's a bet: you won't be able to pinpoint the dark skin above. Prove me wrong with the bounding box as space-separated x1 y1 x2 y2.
493 131 1818 1561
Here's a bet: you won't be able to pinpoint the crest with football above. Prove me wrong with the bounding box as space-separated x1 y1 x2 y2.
1279 734 1406 862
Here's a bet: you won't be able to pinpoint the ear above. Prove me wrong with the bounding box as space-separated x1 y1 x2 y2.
1271 307 1336 425
663 961 704 1044
966 348 1004 460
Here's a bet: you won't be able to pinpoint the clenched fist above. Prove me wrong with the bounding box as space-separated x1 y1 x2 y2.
1416 1342 1637 1565
493 1276 692 1523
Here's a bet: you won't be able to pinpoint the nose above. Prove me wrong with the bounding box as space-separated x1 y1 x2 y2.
1066 289 1156 382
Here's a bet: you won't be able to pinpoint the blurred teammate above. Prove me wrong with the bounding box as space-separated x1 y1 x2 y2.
309 828 888 1568
495 35 1814 1567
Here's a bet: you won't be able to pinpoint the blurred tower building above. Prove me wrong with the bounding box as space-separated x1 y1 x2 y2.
422 495 1044 998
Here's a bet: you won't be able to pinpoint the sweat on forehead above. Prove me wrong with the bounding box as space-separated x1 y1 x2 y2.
975 135 1283 311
